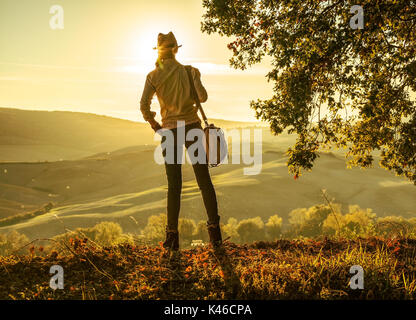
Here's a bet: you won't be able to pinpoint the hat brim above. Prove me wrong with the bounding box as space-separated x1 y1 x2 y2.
153 44 182 50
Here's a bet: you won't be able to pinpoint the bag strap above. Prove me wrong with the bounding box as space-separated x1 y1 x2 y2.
185 66 209 127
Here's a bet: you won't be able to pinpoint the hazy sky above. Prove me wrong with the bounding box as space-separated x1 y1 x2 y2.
0 0 273 122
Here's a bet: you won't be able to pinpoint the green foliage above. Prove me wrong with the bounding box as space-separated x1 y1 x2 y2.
2 206 416 256
142 214 167 243
91 222 128 247
194 220 209 242
288 205 333 237
135 208 416 244
52 221 134 249
265 214 283 240
2 207 416 258
0 203 53 227
323 205 377 237
236 216 265 242
375 215 416 238
0 230 29 255
179 218 197 243
202 0 416 183
222 217 240 242
287 203 381 238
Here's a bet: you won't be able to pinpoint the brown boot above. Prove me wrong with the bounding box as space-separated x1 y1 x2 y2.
163 228 179 251
207 222 222 248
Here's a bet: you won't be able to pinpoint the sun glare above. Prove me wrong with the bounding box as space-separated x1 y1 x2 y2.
123 24 190 73
136 32 158 65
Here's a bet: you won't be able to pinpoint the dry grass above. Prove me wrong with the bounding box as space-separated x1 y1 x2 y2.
1 237 416 300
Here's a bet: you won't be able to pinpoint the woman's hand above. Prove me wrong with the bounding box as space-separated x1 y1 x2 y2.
149 119 162 132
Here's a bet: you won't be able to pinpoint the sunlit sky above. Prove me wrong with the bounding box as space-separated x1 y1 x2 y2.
0 0 273 122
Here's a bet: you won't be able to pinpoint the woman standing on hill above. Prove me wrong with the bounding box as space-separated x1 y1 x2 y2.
140 32 222 251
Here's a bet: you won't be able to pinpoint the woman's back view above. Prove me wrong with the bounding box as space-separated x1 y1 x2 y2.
141 58 207 129
139 32 223 251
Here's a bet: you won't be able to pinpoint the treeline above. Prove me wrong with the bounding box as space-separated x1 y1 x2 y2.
285 204 416 239
140 204 416 246
0 203 54 227
1 203 416 255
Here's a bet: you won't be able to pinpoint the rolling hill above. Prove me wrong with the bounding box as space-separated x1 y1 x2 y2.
0 107 154 162
0 107 263 162
0 108 415 240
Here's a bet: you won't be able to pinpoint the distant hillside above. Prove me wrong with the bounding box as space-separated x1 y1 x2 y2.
202 118 267 129
0 108 155 162
0 108 263 162
0 108 415 241
0 144 415 240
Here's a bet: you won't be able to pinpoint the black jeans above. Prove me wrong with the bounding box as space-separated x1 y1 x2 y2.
161 122 220 230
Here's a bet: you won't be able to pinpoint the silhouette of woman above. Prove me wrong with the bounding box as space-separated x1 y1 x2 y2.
140 32 222 251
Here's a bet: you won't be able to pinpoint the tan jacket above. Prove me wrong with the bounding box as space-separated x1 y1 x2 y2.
140 58 208 129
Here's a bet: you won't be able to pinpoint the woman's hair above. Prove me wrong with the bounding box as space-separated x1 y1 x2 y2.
155 47 176 68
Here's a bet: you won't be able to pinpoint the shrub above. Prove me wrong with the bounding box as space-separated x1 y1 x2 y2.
194 220 209 242
0 203 53 227
51 221 134 249
91 222 125 246
265 215 283 240
323 205 377 238
142 214 167 243
0 230 29 256
375 216 416 238
222 218 240 242
288 205 333 238
178 218 196 243
236 217 265 243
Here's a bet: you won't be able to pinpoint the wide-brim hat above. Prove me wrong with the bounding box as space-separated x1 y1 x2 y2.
153 32 182 50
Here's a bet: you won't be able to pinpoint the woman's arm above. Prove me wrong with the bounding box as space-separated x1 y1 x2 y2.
191 67 208 103
140 74 162 131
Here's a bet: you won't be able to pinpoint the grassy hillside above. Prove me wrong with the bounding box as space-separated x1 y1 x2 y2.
0 146 415 240
0 107 262 162
0 108 159 162
0 108 414 240
1 238 415 300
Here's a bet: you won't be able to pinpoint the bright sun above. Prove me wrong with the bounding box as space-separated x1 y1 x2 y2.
135 32 158 65
124 26 189 73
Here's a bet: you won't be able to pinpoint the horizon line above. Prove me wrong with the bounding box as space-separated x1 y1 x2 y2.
0 106 266 125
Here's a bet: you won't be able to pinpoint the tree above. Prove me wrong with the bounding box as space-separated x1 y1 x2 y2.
0 230 29 256
179 218 197 242
323 205 376 236
202 0 416 183
194 220 209 242
91 222 124 246
375 215 416 237
288 205 333 237
143 214 167 243
236 216 265 242
265 214 283 240
222 217 240 242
